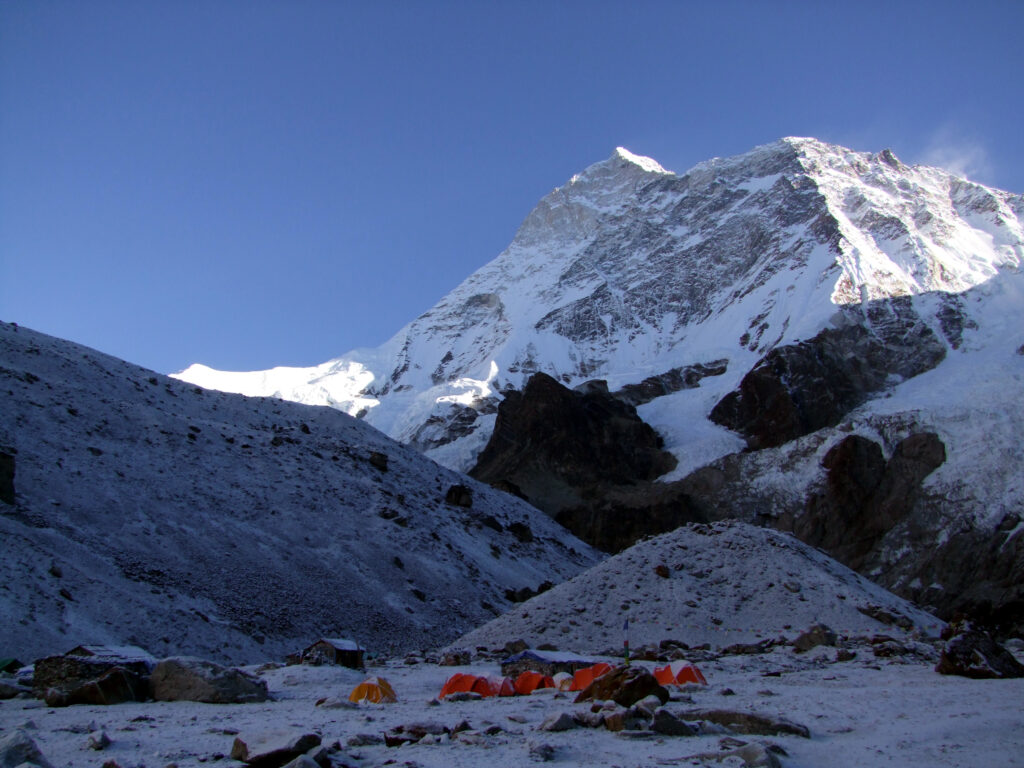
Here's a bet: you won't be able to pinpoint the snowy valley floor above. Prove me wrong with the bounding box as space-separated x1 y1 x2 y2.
3 647 1023 768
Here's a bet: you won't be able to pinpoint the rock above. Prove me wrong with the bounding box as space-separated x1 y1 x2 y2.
279 756 319 768
935 622 1024 679
538 712 577 732
230 732 321 768
444 484 473 507
43 666 148 707
313 697 355 709
0 450 14 505
684 742 782 768
33 655 151 702
574 665 669 708
470 371 683 551
793 624 838 653
440 649 471 666
87 732 111 751
368 452 388 472
443 691 482 702
0 730 54 768
150 657 268 703
573 710 606 728
652 708 697 736
345 734 383 747
634 694 665 717
528 741 556 762
504 639 529 655
721 640 773 656
836 649 857 662
0 680 28 700
680 709 810 738
709 300 946 450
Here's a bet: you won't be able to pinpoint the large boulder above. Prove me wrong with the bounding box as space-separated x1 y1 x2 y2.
935 621 1024 679
230 731 321 768
0 729 54 768
33 654 152 695
44 666 147 707
150 657 269 703
573 665 668 708
679 709 810 738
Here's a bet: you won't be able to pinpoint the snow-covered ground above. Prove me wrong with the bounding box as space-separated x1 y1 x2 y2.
4 649 1023 768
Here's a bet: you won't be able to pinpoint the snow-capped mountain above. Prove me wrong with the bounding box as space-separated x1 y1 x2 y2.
176 138 1023 476
175 138 1024 635
0 322 598 664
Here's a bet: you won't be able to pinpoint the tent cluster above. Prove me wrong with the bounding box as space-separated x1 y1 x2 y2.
344 660 705 706
438 662 621 699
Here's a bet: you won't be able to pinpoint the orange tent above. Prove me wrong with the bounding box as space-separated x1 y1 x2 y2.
348 676 397 703
653 661 707 686
569 662 613 691
439 673 514 699
514 670 555 695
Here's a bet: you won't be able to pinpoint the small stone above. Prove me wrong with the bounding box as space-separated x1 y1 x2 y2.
345 734 383 748
538 712 577 732
528 741 556 762
88 732 112 751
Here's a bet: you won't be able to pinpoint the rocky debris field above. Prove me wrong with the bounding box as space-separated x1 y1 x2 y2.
2 634 1024 768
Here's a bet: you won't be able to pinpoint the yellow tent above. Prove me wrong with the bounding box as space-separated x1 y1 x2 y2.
348 676 397 704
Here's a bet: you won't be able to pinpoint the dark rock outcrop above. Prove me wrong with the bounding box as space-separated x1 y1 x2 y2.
790 432 946 570
150 657 269 703
471 372 677 528
468 372 711 552
0 450 14 505
33 654 152 705
613 359 729 407
936 620 1024 679
42 666 149 707
710 298 945 449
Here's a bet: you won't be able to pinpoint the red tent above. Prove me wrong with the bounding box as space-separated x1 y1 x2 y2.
569 662 613 691
439 673 514 699
513 670 555 695
653 661 707 686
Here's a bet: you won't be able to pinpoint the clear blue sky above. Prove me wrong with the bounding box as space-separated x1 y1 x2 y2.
2 0 1022 374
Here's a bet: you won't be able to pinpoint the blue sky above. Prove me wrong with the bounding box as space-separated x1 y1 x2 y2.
2 0 1022 375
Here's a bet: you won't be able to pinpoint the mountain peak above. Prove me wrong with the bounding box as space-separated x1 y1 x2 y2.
611 146 672 175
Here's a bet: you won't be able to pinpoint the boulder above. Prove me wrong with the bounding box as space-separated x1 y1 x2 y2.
0 680 29 700
575 665 668 708
150 657 268 703
793 624 838 653
43 666 147 707
0 730 54 768
0 450 14 505
935 623 1024 679
679 709 810 738
230 731 321 768
538 712 577 732
33 654 151 701
652 708 697 736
